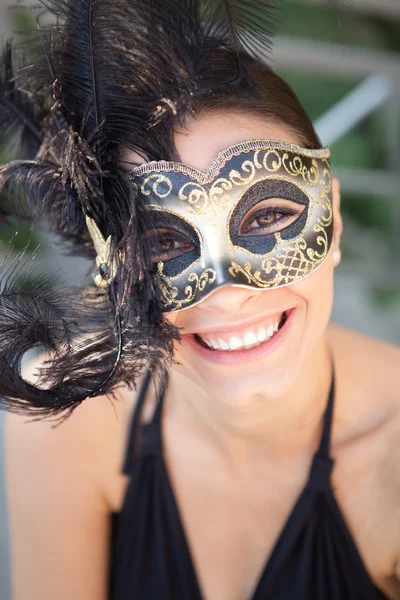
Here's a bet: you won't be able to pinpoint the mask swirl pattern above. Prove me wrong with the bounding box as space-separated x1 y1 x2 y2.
129 140 333 312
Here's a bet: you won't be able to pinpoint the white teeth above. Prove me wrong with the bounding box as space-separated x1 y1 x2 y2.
218 338 230 350
257 327 268 343
229 336 243 350
200 313 285 352
243 331 257 347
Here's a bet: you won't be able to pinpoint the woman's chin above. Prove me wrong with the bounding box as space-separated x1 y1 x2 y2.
176 357 299 409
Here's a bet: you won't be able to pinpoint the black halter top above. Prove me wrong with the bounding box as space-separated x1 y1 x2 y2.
108 363 389 600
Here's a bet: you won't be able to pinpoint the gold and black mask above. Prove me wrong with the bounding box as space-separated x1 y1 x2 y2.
129 140 333 312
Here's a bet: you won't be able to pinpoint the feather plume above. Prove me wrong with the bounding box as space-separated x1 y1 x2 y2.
0 0 288 419
0 240 178 425
189 0 282 59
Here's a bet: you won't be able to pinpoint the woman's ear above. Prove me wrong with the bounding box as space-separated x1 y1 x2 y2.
332 176 343 248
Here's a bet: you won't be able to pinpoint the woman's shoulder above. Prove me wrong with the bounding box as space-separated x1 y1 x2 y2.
3 354 138 599
5 353 146 514
326 323 400 577
326 321 400 395
326 321 400 446
326 321 400 467
327 320 400 354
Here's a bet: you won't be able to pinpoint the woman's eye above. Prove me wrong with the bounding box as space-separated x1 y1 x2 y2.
145 229 194 262
240 205 303 235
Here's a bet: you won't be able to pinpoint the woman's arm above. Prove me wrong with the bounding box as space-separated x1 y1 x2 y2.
3 356 121 600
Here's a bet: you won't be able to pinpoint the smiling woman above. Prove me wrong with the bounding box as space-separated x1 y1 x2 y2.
1 1 400 600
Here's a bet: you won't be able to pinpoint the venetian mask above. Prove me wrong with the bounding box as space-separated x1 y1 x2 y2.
129 140 333 312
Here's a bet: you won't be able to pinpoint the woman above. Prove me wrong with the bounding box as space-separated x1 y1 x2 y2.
1 1 400 599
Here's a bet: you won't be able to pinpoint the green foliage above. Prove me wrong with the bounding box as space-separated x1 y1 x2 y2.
342 194 391 232
369 286 400 311
0 9 40 252
331 119 385 168
280 1 395 51
10 6 37 33
0 220 42 254
277 69 356 121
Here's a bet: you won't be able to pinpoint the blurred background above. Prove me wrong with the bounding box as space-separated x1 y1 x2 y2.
0 0 399 343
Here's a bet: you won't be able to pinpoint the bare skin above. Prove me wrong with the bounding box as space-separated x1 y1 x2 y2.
5 112 400 600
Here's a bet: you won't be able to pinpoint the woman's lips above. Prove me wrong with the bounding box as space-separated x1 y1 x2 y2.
196 313 285 351
183 308 296 365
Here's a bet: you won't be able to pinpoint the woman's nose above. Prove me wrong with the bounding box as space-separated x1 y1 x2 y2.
197 283 270 314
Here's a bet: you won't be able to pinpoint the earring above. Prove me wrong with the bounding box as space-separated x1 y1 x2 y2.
333 249 341 266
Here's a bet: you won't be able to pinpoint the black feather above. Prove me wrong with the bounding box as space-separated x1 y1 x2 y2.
190 0 282 59
0 0 287 419
0 240 178 425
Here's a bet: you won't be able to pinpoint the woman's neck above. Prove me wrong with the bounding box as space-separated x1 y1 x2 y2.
166 336 334 468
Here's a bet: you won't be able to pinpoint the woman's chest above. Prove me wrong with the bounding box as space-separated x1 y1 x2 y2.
167 452 309 600
164 437 398 600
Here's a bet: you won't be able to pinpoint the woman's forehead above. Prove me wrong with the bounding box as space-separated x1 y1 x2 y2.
174 113 300 171
121 112 300 172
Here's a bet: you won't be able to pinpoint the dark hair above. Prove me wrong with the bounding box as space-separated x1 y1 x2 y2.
178 51 321 151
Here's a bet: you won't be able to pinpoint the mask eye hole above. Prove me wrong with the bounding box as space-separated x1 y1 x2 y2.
228 179 310 255
239 199 305 236
143 208 201 277
144 228 194 262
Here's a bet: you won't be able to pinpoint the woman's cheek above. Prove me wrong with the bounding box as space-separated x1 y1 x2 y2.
294 257 335 352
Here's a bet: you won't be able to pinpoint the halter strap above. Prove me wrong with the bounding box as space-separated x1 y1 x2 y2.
307 350 336 493
316 351 336 459
121 369 168 475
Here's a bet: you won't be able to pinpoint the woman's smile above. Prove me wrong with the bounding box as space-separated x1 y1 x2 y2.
181 307 296 365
